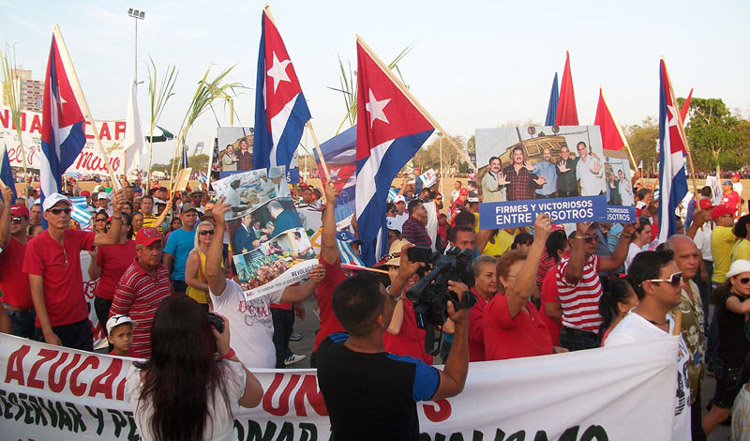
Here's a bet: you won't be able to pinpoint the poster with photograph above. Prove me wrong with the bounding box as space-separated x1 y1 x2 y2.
601 155 637 222
475 125 609 229
217 127 254 172
212 166 318 300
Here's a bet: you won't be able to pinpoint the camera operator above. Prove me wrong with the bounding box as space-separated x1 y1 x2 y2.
317 243 470 440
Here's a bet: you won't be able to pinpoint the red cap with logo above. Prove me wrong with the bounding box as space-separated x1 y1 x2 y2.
135 227 162 247
698 198 713 211
10 205 30 218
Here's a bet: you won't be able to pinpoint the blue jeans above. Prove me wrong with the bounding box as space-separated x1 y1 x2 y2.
7 309 36 338
559 327 600 351
34 319 93 351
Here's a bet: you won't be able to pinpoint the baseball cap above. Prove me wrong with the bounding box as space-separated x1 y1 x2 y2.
10 205 29 218
106 314 137 334
42 193 72 212
393 195 406 204
723 180 733 186
732 173 741 179
459 188 469 196
153 197 166 206
336 230 363 245
93 185 105 192
135 227 162 247
698 198 713 211
180 203 201 214
80 190 91 197
711 204 736 221
726 260 750 279
386 216 402 233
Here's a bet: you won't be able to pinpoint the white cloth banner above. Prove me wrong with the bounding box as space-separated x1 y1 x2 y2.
0 334 678 440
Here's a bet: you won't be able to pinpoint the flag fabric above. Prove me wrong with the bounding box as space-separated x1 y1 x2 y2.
197 170 208 184
594 87 628 151
253 9 311 184
555 51 579 126
1 146 17 204
337 238 366 269
69 195 92 228
314 126 357 224
657 58 689 244
124 79 145 174
638 160 643 170
545 72 559 126
355 39 435 264
680 87 693 125
180 143 189 169
39 33 87 208
418 168 437 188
387 187 398 203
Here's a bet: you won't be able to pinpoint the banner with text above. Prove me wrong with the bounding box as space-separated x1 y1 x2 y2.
1 105 126 176
1 333 678 440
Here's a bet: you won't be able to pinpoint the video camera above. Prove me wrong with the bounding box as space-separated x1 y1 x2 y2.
405 246 477 355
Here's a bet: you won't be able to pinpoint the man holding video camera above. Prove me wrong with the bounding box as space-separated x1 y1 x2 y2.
317 244 470 440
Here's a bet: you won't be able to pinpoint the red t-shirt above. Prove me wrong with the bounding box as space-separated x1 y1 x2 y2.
483 294 553 361
23 229 95 327
539 268 562 346
313 257 347 352
0 237 33 309
95 240 137 300
468 288 489 362
383 298 433 364
723 191 741 210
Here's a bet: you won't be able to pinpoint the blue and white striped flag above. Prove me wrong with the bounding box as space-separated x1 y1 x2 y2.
70 196 92 228
387 188 398 203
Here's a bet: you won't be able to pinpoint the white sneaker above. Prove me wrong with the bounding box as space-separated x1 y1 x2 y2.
284 354 306 366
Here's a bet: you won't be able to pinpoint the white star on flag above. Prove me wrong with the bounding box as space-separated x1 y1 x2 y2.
266 52 292 94
365 89 390 128
329 167 341 181
666 104 679 127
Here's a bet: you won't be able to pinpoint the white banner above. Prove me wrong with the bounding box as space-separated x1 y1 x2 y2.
0 333 678 440
0 105 126 176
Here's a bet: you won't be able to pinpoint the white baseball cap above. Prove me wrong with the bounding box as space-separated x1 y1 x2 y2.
42 193 72 212
97 192 110 200
394 195 406 204
726 260 750 279
106 314 137 334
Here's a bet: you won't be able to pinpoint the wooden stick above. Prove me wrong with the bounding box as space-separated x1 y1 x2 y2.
356 34 478 174
306 121 330 181
672 310 682 336
661 57 698 195
53 24 121 190
340 263 389 275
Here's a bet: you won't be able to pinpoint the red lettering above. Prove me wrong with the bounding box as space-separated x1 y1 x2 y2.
115 121 126 140
11 113 26 131
116 375 127 401
29 114 42 134
423 399 452 422
262 373 300 416
99 123 111 141
27 348 58 389
49 353 81 393
69 355 99 396
84 121 94 139
0 108 9 129
293 374 328 416
4 344 31 385
110 157 121 172
89 358 123 399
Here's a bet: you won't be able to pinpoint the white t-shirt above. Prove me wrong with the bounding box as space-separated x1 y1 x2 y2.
604 312 691 441
392 212 409 232
624 242 646 271
126 360 246 441
210 279 283 368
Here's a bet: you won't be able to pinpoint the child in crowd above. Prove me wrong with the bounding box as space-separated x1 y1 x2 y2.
107 315 136 357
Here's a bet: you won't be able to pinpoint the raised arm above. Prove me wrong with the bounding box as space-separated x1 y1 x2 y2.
279 265 325 303
507 214 550 318
205 198 230 296
93 189 124 246
320 181 341 265
564 222 590 285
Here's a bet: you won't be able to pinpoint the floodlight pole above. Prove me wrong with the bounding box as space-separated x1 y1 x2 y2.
127 8 145 81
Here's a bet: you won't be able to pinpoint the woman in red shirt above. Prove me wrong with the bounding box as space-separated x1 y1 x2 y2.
89 213 137 338
484 214 555 360
468 255 497 362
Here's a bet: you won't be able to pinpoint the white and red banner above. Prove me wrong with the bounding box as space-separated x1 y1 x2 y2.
1 333 679 440
0 105 126 176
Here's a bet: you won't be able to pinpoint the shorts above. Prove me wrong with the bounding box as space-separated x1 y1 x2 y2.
712 360 745 409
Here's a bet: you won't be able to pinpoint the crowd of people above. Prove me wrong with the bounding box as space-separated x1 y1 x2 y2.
2 164 750 440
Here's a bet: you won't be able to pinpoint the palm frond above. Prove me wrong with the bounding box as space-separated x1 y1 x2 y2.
1 45 27 172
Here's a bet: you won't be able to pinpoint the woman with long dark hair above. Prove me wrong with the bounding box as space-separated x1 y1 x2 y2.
126 295 262 441
598 278 638 344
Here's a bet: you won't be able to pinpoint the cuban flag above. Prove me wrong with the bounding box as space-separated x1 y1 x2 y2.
355 39 434 264
314 125 357 224
69 195 92 228
253 8 311 184
1 145 17 204
40 33 86 208
657 58 689 244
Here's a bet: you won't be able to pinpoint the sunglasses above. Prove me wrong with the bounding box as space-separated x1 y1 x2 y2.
49 207 72 215
199 230 215 236
95 218 108 222
738 277 750 285
11 216 22 224
643 272 682 287
583 235 597 243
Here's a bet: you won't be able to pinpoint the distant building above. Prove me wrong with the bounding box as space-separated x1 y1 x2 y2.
1 69 43 113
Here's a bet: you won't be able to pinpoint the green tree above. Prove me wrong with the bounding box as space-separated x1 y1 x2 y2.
153 154 209 176
680 97 740 172
414 135 466 176
625 117 659 174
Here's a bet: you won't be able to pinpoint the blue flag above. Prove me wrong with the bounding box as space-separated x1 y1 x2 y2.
545 72 559 126
1 148 17 204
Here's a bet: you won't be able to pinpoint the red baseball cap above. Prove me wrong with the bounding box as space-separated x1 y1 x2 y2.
459 188 469 196
135 227 162 247
10 205 29 218
733 173 741 179
711 204 736 221
698 198 712 211
80 190 91 197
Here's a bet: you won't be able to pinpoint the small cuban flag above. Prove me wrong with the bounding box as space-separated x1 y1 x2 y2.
418 168 437 189
70 195 92 228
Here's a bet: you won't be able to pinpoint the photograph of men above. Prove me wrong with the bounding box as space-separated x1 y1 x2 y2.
556 145 578 197
481 157 507 203
533 148 557 199
576 141 604 196
502 146 546 201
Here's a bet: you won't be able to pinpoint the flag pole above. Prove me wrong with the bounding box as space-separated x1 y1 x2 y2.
356 34 478 175
600 87 638 171
52 24 121 190
661 57 699 195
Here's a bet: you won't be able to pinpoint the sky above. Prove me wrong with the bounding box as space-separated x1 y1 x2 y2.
2 0 748 165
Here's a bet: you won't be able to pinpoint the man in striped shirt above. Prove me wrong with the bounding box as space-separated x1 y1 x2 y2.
110 227 172 358
556 221 635 351
401 200 431 249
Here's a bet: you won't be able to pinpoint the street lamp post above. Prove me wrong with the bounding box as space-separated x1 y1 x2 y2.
127 8 145 81
438 132 444 199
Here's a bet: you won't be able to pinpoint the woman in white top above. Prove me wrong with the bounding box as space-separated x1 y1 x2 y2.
625 218 652 271
126 295 262 441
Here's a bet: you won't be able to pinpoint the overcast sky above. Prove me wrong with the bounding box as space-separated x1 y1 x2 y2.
2 0 748 164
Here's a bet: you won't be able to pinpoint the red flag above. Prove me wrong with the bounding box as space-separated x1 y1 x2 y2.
555 51 578 126
594 87 627 151
680 87 693 125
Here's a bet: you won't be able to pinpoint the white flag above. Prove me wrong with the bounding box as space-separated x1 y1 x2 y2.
124 79 145 174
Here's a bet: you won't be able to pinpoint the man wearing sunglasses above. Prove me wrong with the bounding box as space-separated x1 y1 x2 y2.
23 190 126 350
0 187 34 337
557 221 635 351
605 250 691 441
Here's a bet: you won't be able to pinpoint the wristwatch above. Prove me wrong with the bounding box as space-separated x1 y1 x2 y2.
385 285 403 302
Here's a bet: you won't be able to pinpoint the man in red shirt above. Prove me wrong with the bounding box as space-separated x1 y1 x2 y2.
110 227 172 358
721 179 742 219
23 190 126 350
0 187 34 337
